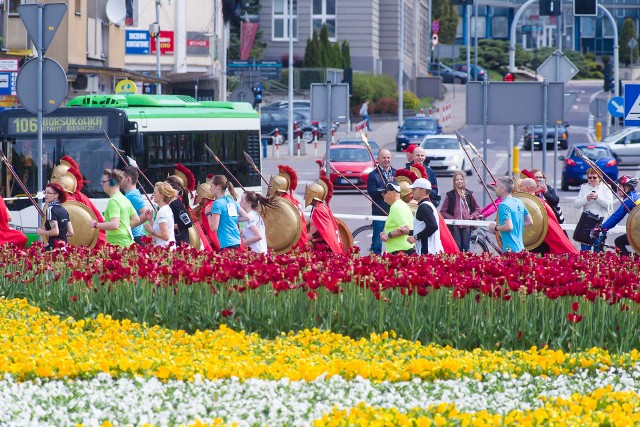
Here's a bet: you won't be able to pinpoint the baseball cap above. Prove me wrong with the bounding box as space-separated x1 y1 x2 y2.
403 144 418 154
408 178 432 190
379 181 401 193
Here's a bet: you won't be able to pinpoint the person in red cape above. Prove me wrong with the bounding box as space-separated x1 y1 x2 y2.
304 176 343 254
520 175 578 254
194 182 219 251
267 164 308 250
0 194 28 248
51 156 107 246
409 164 460 254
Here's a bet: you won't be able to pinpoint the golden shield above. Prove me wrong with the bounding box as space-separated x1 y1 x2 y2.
626 205 640 255
188 226 202 250
495 192 548 251
262 197 302 255
42 200 99 248
306 217 354 253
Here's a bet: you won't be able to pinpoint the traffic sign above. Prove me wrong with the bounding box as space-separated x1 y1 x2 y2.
537 50 579 83
18 3 68 52
432 34 439 46
432 20 440 34
608 96 624 118
624 84 640 126
16 57 67 115
589 99 607 119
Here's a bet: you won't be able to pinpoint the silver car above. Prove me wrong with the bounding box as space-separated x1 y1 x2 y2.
601 127 640 165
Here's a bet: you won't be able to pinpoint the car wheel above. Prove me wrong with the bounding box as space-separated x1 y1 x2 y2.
560 141 568 150
397 144 403 152
464 161 472 176
302 130 314 144
275 134 286 145
561 179 569 191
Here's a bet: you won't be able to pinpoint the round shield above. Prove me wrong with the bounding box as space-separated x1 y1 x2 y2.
262 197 302 255
336 218 354 252
495 193 548 251
188 226 202 250
626 205 640 255
42 200 99 248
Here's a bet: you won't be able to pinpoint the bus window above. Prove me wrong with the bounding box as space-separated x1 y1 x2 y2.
61 137 118 198
193 132 208 163
178 133 192 162
208 132 225 161
7 138 56 196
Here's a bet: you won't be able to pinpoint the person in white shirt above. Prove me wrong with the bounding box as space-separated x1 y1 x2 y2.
574 168 614 251
144 182 177 248
239 191 271 253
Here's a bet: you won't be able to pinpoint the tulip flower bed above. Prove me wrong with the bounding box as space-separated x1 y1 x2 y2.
2 298 640 426
1 243 640 352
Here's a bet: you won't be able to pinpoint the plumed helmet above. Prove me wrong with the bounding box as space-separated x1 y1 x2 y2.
60 155 80 171
395 169 418 202
410 163 427 180
520 169 535 179
277 164 298 191
173 163 196 191
196 182 214 203
267 173 290 197
50 164 77 194
50 164 70 182
304 179 329 207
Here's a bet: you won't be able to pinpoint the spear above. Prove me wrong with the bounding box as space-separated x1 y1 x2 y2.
327 162 386 213
360 132 387 185
204 145 246 192
574 147 632 212
457 131 498 184
243 151 270 186
455 132 497 209
0 148 45 217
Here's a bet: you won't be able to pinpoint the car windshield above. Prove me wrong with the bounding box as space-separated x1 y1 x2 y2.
329 149 371 162
337 140 379 149
572 147 610 161
403 119 436 130
422 138 458 150
601 128 633 143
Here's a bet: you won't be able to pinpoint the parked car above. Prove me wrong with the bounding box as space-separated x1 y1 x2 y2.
428 63 468 84
559 144 619 191
316 145 375 190
260 110 316 145
420 135 473 176
396 117 442 152
523 124 569 150
263 100 338 137
600 126 640 165
336 139 380 157
453 64 487 81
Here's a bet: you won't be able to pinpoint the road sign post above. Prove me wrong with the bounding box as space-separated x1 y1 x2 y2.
310 83 349 176
624 84 640 126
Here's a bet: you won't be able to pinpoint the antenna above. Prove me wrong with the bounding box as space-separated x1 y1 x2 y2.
105 0 126 25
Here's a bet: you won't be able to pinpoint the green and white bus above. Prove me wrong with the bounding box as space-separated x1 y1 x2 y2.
0 94 261 240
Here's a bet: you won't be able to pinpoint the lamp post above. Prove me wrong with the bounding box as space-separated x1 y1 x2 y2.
150 0 162 94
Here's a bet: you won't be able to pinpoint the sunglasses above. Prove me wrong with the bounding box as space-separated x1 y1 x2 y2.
381 190 388 195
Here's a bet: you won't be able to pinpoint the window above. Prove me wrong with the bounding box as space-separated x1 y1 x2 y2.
492 16 508 38
273 0 298 41
580 17 595 37
75 0 82 15
8 0 20 14
602 19 614 38
312 0 336 40
471 16 486 39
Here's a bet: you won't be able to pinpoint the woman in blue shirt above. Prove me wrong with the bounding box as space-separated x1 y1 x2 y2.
207 175 250 250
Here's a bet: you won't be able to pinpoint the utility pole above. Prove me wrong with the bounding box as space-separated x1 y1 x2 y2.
154 0 162 94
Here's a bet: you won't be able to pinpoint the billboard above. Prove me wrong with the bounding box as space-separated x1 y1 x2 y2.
125 30 150 55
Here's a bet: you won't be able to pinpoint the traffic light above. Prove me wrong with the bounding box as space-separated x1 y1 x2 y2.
540 0 561 16
503 73 515 82
603 62 614 92
252 83 263 108
573 0 598 16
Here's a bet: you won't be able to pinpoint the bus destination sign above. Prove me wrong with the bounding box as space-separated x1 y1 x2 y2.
9 116 109 135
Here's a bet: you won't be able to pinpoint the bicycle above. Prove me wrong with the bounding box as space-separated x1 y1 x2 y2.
351 224 374 256
469 227 502 255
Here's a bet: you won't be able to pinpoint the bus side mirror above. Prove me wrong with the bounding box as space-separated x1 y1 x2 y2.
132 133 144 156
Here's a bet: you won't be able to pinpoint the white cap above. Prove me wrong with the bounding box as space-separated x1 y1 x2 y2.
408 178 432 190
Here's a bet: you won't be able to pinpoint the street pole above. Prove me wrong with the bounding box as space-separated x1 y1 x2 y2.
287 0 294 156
598 4 619 134
427 0 432 67
473 0 478 81
398 0 404 127
155 0 161 95
466 4 470 86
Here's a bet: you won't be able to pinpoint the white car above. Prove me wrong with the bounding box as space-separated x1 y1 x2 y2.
600 126 640 166
420 134 473 176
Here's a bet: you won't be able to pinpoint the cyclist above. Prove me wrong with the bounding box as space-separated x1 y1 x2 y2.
598 176 640 255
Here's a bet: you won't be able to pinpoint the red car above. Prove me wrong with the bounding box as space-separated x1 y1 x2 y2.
316 145 376 190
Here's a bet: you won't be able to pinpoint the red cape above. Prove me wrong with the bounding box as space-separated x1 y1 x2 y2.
542 201 578 254
311 202 344 254
438 211 461 254
69 191 107 246
199 199 221 251
282 193 308 250
0 196 27 248
193 221 212 252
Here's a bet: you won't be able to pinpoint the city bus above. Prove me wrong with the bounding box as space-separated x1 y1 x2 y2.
0 94 261 240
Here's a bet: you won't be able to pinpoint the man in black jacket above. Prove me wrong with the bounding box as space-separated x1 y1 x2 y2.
367 149 395 255
405 178 442 254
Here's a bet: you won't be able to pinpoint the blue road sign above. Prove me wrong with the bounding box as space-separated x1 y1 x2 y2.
609 96 625 118
624 84 640 126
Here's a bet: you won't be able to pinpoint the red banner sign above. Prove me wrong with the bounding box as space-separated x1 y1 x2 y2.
187 39 209 48
240 22 259 60
150 31 175 55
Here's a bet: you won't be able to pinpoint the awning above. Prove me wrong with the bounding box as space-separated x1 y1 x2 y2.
68 64 169 84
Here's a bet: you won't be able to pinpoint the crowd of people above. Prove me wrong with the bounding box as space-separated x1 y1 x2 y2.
366 146 639 256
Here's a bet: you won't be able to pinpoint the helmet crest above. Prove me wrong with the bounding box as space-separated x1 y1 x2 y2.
174 163 196 191
277 164 298 191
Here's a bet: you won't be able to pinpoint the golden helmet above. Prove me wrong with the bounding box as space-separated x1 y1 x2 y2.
304 179 329 207
395 169 418 203
267 174 290 197
195 182 214 204
50 164 77 194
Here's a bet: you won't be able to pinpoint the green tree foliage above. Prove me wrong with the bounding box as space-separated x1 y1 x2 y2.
432 0 458 45
227 0 266 60
351 73 397 110
303 24 351 68
619 18 639 67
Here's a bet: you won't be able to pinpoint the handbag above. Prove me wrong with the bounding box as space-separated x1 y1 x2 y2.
573 211 603 245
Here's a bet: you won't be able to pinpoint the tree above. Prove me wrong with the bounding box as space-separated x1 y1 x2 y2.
432 0 458 45
619 18 639 67
341 41 351 68
304 31 320 67
303 25 351 68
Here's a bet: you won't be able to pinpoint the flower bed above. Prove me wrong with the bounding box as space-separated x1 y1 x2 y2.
1 298 640 426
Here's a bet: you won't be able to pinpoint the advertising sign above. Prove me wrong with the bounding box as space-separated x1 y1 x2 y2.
150 31 174 55
125 30 150 54
186 31 209 56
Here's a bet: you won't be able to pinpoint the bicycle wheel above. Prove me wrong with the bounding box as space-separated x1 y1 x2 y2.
469 234 490 254
352 225 374 256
